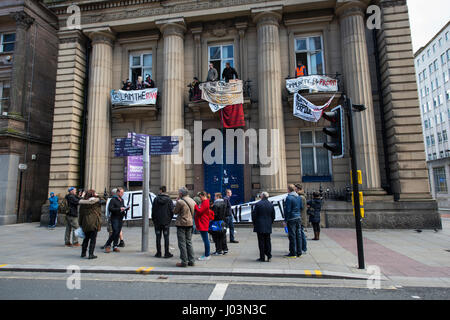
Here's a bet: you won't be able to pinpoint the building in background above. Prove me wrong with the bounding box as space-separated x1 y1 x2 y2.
414 21 450 213
0 0 58 225
39 0 440 229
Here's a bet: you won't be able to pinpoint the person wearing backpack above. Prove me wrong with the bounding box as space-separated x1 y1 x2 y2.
174 186 197 267
283 184 303 258
48 192 59 229
210 193 228 255
64 187 83 247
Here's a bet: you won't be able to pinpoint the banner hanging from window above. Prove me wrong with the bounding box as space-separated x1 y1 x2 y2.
200 80 244 107
293 94 335 122
286 75 338 93
111 88 158 106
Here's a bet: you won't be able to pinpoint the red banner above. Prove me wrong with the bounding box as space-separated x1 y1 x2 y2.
220 104 245 128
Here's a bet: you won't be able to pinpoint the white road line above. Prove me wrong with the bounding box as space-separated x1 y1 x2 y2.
208 283 229 300
411 296 421 299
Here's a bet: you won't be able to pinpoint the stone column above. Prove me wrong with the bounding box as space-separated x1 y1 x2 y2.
337 1 383 193
9 11 34 116
253 9 287 195
84 28 115 193
157 19 186 196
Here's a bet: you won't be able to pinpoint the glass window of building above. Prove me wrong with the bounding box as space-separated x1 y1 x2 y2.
433 44 436 53
438 94 443 105
0 33 15 53
443 130 448 142
300 130 331 182
439 38 442 47
429 64 434 74
208 44 235 80
0 81 10 113
433 167 448 193
438 132 443 143
295 36 324 75
442 53 447 65
426 136 431 146
434 59 439 71
428 49 431 57
447 90 450 100
129 53 152 84
444 70 449 83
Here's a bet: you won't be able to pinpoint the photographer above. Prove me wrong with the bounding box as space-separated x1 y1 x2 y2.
104 187 128 253
188 77 202 101
122 79 134 91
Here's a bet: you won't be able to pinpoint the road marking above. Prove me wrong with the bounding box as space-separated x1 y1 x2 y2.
143 267 154 273
411 296 421 299
304 270 312 276
0 265 7 268
208 283 229 300
314 270 322 277
136 267 146 273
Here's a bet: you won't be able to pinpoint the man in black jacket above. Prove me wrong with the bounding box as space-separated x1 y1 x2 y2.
210 193 229 255
64 187 84 247
222 62 238 82
104 187 127 253
151 186 174 258
252 192 275 262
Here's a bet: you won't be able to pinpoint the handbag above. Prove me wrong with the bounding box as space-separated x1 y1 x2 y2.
209 220 224 232
74 227 85 239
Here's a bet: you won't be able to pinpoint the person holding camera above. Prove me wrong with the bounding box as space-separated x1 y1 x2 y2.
104 187 128 253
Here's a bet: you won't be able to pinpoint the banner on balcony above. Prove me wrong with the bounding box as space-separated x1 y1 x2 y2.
200 80 244 107
286 75 338 93
293 93 335 122
111 88 158 106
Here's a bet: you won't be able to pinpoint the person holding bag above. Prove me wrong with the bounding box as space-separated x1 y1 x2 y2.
78 189 105 259
195 191 213 261
210 193 228 255
174 187 197 267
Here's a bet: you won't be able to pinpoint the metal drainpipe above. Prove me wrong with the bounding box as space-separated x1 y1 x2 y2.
372 28 393 196
79 38 91 189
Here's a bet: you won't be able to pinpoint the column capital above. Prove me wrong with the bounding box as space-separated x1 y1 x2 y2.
252 6 282 27
57 29 87 45
84 27 116 46
335 0 370 19
11 11 34 30
156 18 186 38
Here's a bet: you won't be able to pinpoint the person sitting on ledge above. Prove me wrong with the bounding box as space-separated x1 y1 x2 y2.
122 79 134 91
188 77 202 101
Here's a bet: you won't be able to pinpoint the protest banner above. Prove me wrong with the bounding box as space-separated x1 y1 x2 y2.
107 191 289 223
124 155 143 182
293 93 335 122
200 80 244 107
286 75 338 93
111 88 158 105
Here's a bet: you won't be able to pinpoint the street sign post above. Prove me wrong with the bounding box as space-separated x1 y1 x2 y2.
142 135 150 252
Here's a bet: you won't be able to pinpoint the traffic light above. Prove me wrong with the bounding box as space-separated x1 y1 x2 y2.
322 105 344 159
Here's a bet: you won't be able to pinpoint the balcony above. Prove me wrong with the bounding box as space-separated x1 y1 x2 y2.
111 89 159 121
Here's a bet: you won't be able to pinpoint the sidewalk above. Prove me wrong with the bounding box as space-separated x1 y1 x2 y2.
0 218 449 282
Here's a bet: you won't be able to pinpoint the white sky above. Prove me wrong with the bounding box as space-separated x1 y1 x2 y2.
407 0 450 53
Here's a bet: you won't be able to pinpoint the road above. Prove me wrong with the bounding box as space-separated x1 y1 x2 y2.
0 271 449 300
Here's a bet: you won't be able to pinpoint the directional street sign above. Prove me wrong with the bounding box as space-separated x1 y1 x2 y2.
115 135 179 157
150 136 179 155
114 138 143 157
131 132 147 149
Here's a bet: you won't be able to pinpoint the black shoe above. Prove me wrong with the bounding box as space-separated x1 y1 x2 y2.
88 255 97 259
284 254 297 258
188 261 195 267
223 250 228 255
155 252 162 258
100 246 105 250
118 240 125 248
164 252 173 258
81 252 86 258
230 240 239 243
256 258 265 262
212 251 223 256
297 254 302 257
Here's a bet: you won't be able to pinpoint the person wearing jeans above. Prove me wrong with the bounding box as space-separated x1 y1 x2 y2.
152 186 174 258
224 189 238 243
195 191 213 261
174 187 197 267
104 187 126 253
283 185 303 258
48 192 58 229
295 184 308 254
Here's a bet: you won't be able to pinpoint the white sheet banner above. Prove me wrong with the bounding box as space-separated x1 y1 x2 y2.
111 88 158 106
293 93 335 122
199 80 244 106
105 191 291 223
208 103 227 113
286 75 338 93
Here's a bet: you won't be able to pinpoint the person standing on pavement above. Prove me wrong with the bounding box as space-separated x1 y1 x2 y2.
48 192 59 229
78 189 104 259
192 192 202 234
295 183 308 254
308 192 323 241
101 188 125 250
210 193 228 255
283 184 303 258
152 186 174 258
174 187 197 267
195 191 213 261
252 192 275 262
64 187 83 247
223 189 239 244
104 187 127 253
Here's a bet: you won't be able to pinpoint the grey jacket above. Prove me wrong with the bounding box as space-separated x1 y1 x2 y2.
207 68 218 82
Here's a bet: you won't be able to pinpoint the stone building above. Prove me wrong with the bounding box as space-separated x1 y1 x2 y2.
414 21 450 213
42 0 441 229
0 0 58 225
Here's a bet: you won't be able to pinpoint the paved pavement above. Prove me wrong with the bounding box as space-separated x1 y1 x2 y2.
0 217 449 285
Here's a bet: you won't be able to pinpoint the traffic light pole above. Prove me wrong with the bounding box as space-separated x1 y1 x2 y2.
345 96 365 270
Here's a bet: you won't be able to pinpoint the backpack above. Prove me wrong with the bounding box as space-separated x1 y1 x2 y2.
59 197 70 215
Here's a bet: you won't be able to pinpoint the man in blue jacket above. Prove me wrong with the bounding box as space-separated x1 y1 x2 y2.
283 184 303 258
48 192 59 229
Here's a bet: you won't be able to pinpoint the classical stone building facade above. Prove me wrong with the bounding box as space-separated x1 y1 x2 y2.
42 0 441 228
0 0 58 225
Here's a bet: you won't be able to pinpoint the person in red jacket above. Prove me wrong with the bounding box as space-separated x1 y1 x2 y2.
195 191 213 261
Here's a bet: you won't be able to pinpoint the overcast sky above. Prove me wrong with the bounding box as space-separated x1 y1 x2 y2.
407 0 450 53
